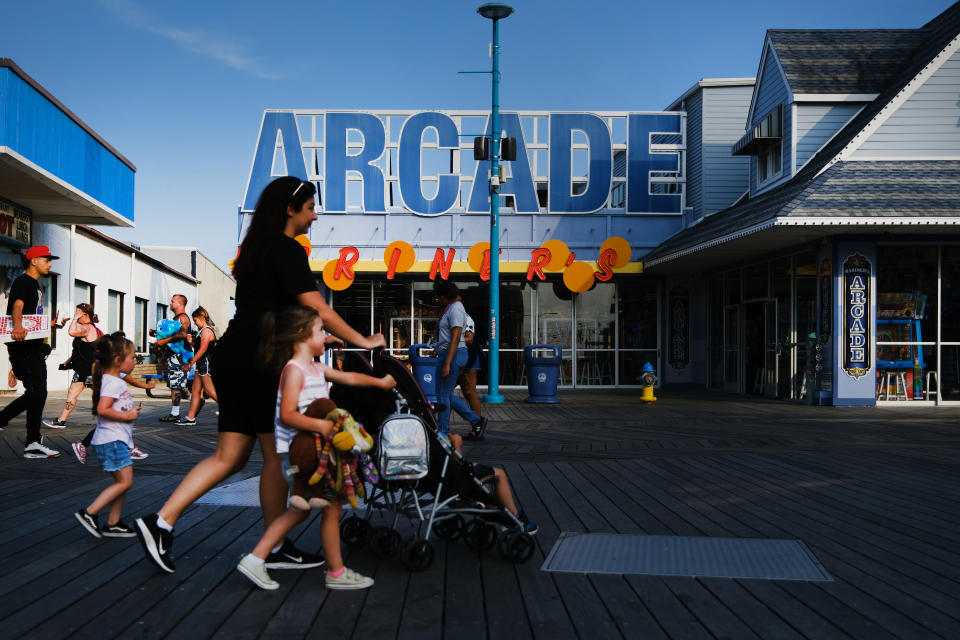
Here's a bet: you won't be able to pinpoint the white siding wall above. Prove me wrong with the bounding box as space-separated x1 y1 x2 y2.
852 46 960 159
795 103 863 170
0 225 198 391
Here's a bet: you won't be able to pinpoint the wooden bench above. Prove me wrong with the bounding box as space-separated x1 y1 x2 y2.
131 362 193 398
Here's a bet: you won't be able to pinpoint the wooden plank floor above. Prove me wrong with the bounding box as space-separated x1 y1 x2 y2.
1 386 959 639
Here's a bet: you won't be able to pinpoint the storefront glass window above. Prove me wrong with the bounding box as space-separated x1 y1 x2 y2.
536 282 573 384
373 280 410 358
744 263 768 300
794 251 816 399
876 246 939 402
709 276 723 389
412 282 441 346
941 247 960 400
618 280 658 386
576 283 615 385
332 280 372 338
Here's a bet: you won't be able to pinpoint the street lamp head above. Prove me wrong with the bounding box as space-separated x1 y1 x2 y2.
477 3 514 20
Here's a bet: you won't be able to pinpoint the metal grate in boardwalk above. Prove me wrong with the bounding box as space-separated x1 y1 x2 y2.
542 532 834 581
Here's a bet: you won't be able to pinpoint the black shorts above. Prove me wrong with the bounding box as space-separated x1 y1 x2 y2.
195 356 211 377
210 332 277 436
71 371 93 387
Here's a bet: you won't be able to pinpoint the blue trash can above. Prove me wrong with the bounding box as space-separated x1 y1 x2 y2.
524 344 562 404
408 344 439 403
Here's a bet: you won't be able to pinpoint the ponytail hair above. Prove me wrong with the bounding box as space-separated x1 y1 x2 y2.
191 306 214 327
257 305 319 374
91 332 135 415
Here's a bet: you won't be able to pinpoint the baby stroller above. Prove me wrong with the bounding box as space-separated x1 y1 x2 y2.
330 349 536 570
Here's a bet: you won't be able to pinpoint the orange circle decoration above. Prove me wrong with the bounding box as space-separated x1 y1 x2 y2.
322 260 354 291
383 241 415 273
467 242 491 273
541 239 570 272
563 261 596 293
599 236 631 268
294 234 312 257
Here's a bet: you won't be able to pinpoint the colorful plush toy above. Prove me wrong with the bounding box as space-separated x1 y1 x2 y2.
155 318 193 362
287 398 377 511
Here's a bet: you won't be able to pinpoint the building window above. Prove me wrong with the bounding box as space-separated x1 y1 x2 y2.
156 303 168 327
134 297 148 353
107 290 124 334
38 274 58 348
756 106 783 184
74 279 94 305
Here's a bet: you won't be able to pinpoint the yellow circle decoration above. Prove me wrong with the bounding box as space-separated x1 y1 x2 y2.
322 260 354 291
599 236 631 268
467 242 491 272
563 261 596 293
541 239 570 272
294 234 312 256
383 241 416 273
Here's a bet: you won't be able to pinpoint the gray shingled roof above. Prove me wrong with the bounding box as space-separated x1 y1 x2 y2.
768 30 925 94
643 2 960 268
643 161 960 265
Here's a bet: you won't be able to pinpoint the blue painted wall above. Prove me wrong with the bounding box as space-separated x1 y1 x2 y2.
701 86 753 215
0 68 134 221
795 103 863 170
852 47 960 160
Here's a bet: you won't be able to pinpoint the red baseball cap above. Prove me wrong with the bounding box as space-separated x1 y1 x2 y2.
25 245 60 260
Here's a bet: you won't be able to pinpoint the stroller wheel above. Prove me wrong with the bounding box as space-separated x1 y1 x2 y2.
369 525 401 559
498 531 536 564
340 516 370 549
433 514 465 541
401 537 435 571
463 519 498 551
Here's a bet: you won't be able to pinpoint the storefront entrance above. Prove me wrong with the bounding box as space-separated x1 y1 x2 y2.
710 251 817 400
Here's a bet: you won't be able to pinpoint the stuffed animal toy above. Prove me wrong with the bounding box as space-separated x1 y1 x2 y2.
287 398 377 511
154 318 193 362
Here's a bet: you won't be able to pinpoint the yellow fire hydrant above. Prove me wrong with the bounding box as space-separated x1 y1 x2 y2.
639 362 658 404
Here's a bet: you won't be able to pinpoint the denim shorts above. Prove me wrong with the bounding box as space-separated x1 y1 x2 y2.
92 440 133 472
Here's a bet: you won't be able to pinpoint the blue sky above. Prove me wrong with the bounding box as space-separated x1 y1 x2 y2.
4 0 954 271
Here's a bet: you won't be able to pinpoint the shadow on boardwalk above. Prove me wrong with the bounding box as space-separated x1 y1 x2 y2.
0 387 958 639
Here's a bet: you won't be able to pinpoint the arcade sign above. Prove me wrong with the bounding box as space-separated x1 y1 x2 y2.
842 253 871 379
243 110 685 216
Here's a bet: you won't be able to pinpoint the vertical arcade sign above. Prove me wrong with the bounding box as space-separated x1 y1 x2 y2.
668 286 689 370
241 110 684 216
842 254 871 379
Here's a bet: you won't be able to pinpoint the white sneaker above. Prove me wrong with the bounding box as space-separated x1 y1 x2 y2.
237 554 279 590
325 567 374 590
72 442 87 464
24 439 61 459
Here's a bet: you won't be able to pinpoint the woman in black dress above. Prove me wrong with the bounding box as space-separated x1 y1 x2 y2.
136 177 385 574
44 303 101 428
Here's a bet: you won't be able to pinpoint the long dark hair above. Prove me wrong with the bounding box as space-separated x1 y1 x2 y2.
258 305 319 374
233 177 316 280
91 332 134 416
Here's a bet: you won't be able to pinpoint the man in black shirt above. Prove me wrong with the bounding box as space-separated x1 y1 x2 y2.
1 245 60 457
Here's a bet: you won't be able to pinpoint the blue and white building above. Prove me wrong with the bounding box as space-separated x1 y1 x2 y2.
240 3 960 405
1 59 233 392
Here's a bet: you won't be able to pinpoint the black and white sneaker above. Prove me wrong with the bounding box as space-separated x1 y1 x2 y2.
102 520 137 538
175 416 197 426
265 539 325 569
43 418 67 429
135 514 175 573
24 438 61 458
75 509 101 538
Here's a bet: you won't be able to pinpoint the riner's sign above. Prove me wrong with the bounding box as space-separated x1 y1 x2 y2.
242 110 684 217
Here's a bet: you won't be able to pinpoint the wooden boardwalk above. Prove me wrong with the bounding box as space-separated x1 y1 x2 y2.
1 387 959 639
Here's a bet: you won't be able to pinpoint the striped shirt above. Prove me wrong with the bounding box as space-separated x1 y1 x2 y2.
274 359 329 454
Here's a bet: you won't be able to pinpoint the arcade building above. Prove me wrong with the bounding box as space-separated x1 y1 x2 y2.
240 3 960 406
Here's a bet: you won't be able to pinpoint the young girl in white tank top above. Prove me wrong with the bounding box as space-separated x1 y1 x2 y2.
236 305 396 591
